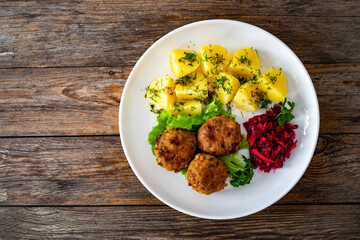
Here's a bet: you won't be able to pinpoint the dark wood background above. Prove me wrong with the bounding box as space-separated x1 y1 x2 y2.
0 0 359 239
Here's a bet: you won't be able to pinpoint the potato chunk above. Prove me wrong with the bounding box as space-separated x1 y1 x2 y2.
170 50 200 78
197 45 232 77
258 69 287 102
229 47 260 79
171 100 202 116
233 81 259 112
174 72 208 101
212 72 240 104
146 76 175 109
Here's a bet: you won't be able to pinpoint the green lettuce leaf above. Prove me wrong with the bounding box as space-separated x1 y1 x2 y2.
167 113 204 131
220 151 245 173
148 109 174 154
239 134 250 150
202 98 235 120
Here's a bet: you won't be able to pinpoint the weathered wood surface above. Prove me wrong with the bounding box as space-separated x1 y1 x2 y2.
0 134 358 205
0 64 359 136
0 205 359 239
0 1 359 69
0 0 359 238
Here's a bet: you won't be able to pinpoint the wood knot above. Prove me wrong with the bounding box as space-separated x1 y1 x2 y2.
315 135 328 154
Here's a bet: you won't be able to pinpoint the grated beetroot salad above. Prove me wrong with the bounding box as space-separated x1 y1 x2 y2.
243 104 298 172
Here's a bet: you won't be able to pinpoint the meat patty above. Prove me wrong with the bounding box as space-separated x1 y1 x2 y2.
197 115 242 156
154 127 197 173
187 153 228 195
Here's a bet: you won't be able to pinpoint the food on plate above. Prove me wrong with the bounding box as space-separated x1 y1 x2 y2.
147 45 289 115
146 43 298 194
170 50 200 78
148 99 234 155
154 127 197 173
212 72 241 104
171 100 202 116
174 72 208 101
233 81 259 112
198 115 242 156
258 69 287 102
187 153 228 195
229 47 260 79
197 44 232 76
243 99 297 172
146 75 176 108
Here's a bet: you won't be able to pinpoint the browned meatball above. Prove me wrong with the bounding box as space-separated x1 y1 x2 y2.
187 153 228 195
197 115 242 156
154 127 197 173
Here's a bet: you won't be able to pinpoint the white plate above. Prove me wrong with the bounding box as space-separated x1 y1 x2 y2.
119 20 320 219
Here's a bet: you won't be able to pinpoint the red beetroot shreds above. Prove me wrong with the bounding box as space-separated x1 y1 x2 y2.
243 105 298 173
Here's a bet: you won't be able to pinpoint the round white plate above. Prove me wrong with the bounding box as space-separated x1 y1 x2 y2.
119 20 320 219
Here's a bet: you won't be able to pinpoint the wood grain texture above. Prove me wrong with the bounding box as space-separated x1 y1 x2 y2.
0 1 359 238
0 1 359 68
0 134 358 205
0 64 359 136
0 205 359 239
0 67 126 136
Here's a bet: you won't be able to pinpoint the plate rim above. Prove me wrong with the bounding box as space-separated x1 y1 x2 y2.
119 19 320 219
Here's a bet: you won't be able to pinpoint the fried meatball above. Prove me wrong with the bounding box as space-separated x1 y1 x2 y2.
154 127 197 173
197 115 242 156
187 153 228 195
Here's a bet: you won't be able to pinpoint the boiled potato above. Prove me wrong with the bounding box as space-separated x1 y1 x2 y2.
174 72 208 101
170 50 200 78
212 72 240 104
171 100 202 116
229 47 260 79
146 75 176 109
233 81 259 112
258 69 287 102
197 45 232 77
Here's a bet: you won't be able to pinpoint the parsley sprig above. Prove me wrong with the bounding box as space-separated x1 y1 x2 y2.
275 98 295 125
229 155 254 187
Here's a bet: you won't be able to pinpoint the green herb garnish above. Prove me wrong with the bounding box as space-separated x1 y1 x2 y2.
275 98 295 125
229 155 254 187
257 91 272 109
178 51 199 65
220 151 253 187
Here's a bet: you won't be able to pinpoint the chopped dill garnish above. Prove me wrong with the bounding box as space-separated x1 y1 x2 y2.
178 51 199 65
257 91 272 109
235 55 252 65
150 104 163 115
213 75 232 94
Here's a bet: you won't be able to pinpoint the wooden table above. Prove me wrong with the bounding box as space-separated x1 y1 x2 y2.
0 1 359 239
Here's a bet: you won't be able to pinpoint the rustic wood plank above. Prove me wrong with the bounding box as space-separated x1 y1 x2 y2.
0 64 358 136
0 205 358 239
0 134 358 205
2 0 358 18
0 1 359 68
0 67 126 136
0 136 160 205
